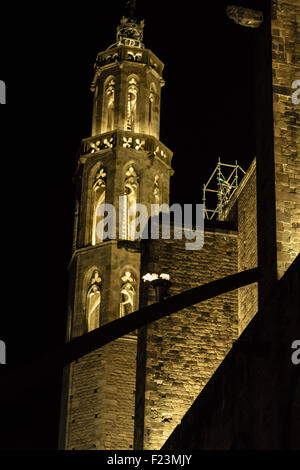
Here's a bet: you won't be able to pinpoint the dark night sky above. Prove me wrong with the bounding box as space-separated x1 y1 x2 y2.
1 0 261 450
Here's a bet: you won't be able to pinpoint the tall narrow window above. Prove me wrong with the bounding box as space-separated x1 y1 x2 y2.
127 78 138 131
120 271 136 317
152 175 161 218
148 85 155 131
105 79 115 131
121 166 138 240
87 271 102 331
153 175 160 203
92 167 106 245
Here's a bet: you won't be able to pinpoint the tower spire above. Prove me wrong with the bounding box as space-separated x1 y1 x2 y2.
125 0 137 20
115 1 145 49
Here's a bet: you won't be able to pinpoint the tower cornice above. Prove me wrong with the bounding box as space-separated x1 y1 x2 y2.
91 46 165 92
79 130 173 170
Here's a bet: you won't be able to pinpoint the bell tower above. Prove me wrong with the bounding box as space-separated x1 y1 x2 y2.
58 10 173 450
91 15 163 139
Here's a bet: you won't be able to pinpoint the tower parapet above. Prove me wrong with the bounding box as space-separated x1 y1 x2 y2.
91 15 165 139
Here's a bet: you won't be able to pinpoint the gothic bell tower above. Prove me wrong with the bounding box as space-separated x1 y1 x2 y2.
58 11 173 450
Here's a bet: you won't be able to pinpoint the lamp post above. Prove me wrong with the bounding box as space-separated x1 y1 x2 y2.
142 273 172 301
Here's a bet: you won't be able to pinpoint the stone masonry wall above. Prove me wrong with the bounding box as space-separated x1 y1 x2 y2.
272 0 300 278
163 254 300 450
226 159 258 334
135 226 239 450
63 337 137 450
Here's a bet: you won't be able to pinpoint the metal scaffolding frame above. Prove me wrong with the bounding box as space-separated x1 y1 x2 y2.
203 158 246 220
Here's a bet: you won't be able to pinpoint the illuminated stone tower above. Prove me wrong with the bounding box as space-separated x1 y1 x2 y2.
58 0 299 452
58 12 173 450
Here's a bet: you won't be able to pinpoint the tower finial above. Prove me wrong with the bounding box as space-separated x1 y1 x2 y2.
114 1 144 49
125 0 137 20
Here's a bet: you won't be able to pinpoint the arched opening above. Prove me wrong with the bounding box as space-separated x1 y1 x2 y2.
120 271 136 317
92 167 107 245
121 166 139 240
86 271 102 331
148 83 156 133
127 77 138 131
105 78 115 131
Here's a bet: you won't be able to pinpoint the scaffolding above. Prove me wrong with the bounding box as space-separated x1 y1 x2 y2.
203 158 245 220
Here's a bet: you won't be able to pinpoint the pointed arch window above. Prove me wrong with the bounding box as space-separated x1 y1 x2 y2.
121 166 139 240
105 79 115 131
127 78 138 131
120 271 136 317
153 175 160 204
87 271 102 331
151 174 161 217
92 166 107 245
148 84 155 131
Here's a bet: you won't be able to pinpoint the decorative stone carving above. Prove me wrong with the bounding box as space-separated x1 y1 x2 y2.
103 137 114 148
120 271 136 317
125 166 138 184
226 5 263 28
88 135 115 154
121 270 135 284
93 167 106 191
105 79 115 97
127 51 142 62
135 138 145 150
116 16 145 49
154 146 166 160
90 140 101 153
123 136 133 148
90 270 102 286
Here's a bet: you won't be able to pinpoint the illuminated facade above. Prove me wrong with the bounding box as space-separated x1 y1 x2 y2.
59 2 299 450
59 14 174 450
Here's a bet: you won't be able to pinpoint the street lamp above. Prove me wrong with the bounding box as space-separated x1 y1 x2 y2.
142 273 172 301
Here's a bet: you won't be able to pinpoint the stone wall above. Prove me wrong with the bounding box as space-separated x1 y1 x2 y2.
162 254 300 450
135 225 239 450
61 336 137 450
272 0 300 278
225 159 258 334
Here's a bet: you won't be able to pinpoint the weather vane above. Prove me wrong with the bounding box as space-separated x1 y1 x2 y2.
125 0 137 19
